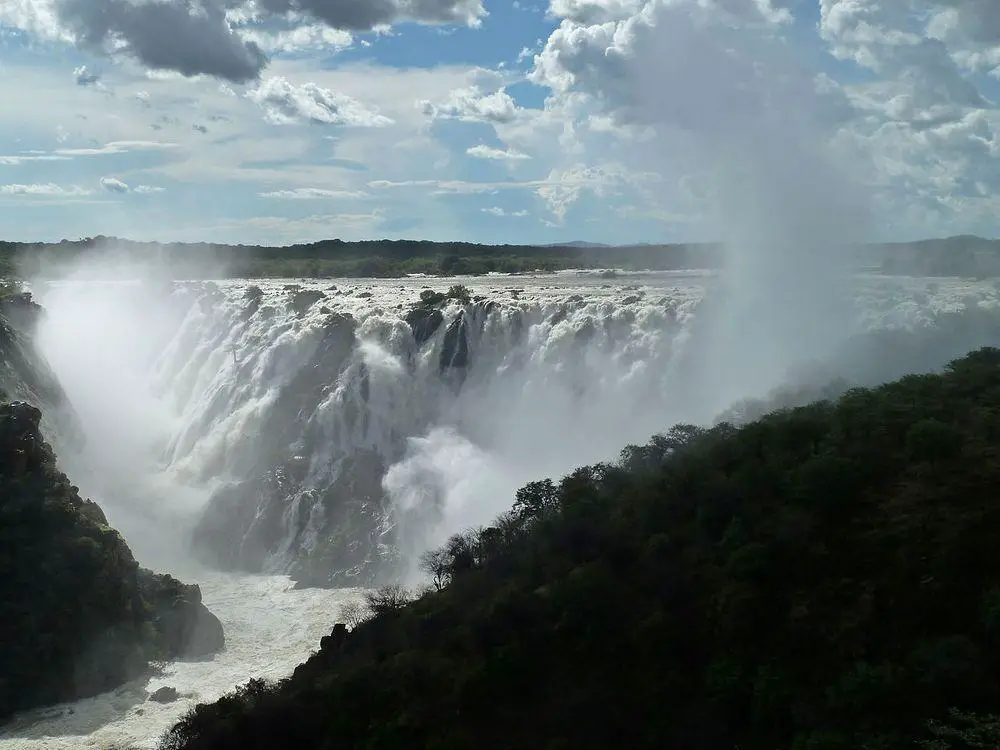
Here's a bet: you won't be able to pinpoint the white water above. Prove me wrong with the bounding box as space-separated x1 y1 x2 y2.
0 574 363 750
27 271 1000 569
4 270 1000 748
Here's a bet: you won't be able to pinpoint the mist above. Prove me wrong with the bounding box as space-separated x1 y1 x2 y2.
384 1 874 569
28 242 232 575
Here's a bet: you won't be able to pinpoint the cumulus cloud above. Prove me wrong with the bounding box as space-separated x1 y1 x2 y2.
73 64 100 86
248 76 393 126
100 176 130 193
54 0 269 82
466 144 531 160
548 0 644 24
100 177 165 194
420 86 523 123
0 0 485 82
239 23 353 55
526 0 875 410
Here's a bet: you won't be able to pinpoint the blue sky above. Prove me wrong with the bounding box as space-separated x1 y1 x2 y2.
0 0 999 246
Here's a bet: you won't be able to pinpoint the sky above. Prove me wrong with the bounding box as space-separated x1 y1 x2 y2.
0 0 999 246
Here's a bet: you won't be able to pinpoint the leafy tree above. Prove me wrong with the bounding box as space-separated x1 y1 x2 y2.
161 347 1000 750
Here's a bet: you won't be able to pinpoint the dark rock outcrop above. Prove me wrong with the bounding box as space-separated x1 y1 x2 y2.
149 686 180 703
138 571 225 659
0 401 224 723
440 313 470 371
0 292 66 413
290 289 325 316
191 311 400 585
0 294 224 723
405 306 444 346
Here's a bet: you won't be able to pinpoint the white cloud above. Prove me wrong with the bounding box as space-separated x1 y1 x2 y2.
248 76 394 127
73 65 100 86
0 0 485 82
420 86 523 123
482 206 529 217
0 152 72 165
239 23 354 55
184 210 388 243
466 144 531 160
57 141 178 157
258 187 369 199
100 176 130 193
100 176 165 194
5 0 1000 243
0 183 92 197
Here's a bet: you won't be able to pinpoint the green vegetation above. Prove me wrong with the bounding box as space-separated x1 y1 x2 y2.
0 400 224 722
2 237 721 279
6 234 1000 279
162 347 1000 750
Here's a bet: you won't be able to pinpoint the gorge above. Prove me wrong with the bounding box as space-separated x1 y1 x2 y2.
5 267 1000 747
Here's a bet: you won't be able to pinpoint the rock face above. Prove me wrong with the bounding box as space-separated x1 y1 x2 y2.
0 294 225 723
0 401 225 723
0 292 73 426
137 571 225 659
149 686 180 703
189 291 521 589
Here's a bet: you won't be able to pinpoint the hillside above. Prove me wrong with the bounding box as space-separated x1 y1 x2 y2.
4 234 1000 279
0 290 225 723
1 237 722 279
162 347 1000 750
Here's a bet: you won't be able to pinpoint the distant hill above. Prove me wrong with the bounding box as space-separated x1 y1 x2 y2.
0 234 998 279
543 241 613 248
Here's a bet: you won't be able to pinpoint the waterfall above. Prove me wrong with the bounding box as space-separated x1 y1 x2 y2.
30 272 1000 587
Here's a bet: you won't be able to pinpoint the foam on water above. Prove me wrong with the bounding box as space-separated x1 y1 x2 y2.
0 574 362 750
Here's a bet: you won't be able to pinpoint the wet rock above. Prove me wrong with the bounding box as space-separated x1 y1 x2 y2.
0 399 224 722
440 314 470 371
149 686 179 703
405 307 444 346
290 289 325 315
242 286 264 319
137 571 226 659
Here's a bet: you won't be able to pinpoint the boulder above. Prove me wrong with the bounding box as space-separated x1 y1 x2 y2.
405 306 444 346
149 686 179 703
0 398 225 723
137 571 226 659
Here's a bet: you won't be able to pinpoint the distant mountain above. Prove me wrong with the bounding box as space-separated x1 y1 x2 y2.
544 241 612 248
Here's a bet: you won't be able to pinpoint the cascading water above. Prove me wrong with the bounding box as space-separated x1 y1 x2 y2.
6 269 1000 750
28 271 1000 586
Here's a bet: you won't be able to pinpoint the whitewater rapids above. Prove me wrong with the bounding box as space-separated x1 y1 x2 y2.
4 269 1000 748
0 574 362 750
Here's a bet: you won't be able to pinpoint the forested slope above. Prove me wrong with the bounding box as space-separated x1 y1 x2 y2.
161 347 1000 750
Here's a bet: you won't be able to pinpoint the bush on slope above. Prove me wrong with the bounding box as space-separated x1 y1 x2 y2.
0 401 225 722
164 347 1000 750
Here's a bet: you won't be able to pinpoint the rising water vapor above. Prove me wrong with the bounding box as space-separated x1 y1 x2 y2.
21 251 1000 590
28 242 231 575
386 0 875 567
605 0 871 414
